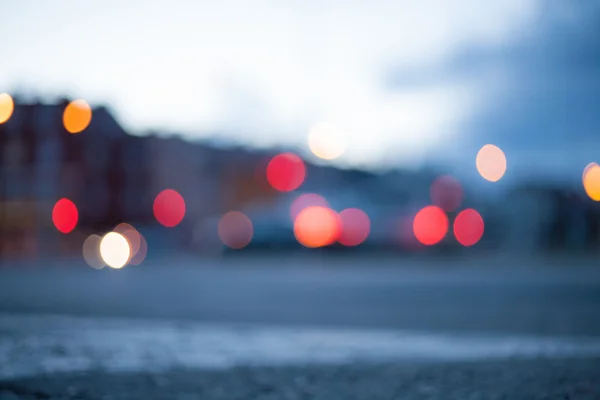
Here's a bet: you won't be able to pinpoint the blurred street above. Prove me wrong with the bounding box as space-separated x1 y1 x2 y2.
1 255 600 336
2 1 600 396
1 256 600 398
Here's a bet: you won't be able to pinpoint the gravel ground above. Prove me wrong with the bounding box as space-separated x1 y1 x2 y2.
0 357 599 400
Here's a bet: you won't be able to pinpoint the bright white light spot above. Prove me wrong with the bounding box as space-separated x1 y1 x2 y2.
99 232 131 269
308 122 347 160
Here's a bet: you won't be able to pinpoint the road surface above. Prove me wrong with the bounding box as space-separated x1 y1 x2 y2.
0 255 599 398
1 255 599 335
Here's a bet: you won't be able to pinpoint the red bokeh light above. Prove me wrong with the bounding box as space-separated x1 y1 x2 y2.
338 208 370 247
294 206 340 248
153 189 186 227
218 211 254 249
430 175 463 212
453 208 484 247
413 205 448 246
266 153 306 192
52 198 78 234
289 193 329 222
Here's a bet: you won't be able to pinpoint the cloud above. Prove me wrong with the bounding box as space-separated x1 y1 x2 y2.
0 0 541 167
420 1 600 180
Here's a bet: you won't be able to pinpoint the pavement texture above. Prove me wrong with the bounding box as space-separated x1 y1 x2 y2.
1 358 599 399
0 256 599 399
1 256 600 336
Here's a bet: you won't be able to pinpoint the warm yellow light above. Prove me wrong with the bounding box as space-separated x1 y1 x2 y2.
63 99 92 134
99 232 131 269
0 93 14 124
308 122 347 160
583 162 598 182
476 144 506 182
583 162 600 201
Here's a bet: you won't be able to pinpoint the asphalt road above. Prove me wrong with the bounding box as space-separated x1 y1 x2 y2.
2 358 600 400
1 255 599 399
0 255 599 336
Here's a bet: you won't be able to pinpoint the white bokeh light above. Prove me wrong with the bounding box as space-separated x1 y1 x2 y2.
99 232 131 269
308 122 347 160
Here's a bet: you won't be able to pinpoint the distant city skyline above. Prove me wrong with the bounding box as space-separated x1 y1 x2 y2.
1 0 543 168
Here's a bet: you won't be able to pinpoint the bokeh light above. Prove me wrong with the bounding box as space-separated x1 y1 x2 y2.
308 122 347 160
129 233 148 265
289 193 329 222
99 232 131 269
583 162 598 179
218 211 254 249
453 209 484 247
476 144 507 182
63 99 92 134
413 205 448 246
0 93 14 124
52 198 78 234
266 153 306 192
583 162 598 181
114 223 141 258
430 175 463 212
294 206 340 248
82 234 105 269
338 208 370 247
153 189 186 227
583 162 600 201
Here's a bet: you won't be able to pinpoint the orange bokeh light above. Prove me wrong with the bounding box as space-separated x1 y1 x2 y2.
0 93 14 124
52 198 78 234
218 211 254 249
153 189 186 227
583 162 598 179
583 162 600 201
266 153 306 192
294 206 340 248
289 193 329 222
453 208 484 247
338 208 370 247
430 175 463 212
413 205 448 246
63 99 92 134
476 144 507 182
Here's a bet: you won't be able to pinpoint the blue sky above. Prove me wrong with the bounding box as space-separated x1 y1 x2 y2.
0 0 547 168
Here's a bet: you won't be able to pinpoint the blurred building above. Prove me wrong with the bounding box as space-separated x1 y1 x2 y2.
1 97 599 260
0 98 282 259
0 99 130 258
501 184 600 254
